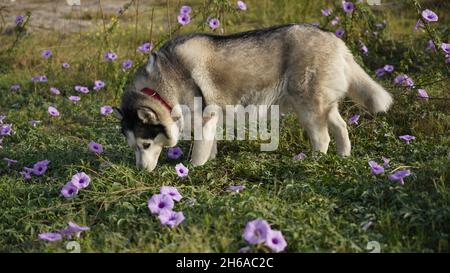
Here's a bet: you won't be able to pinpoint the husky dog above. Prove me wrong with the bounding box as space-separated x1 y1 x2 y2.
116 24 393 172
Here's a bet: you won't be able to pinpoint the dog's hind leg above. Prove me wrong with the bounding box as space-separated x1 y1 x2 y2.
292 102 331 154
328 104 351 156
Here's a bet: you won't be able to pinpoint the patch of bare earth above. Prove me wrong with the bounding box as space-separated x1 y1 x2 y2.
1 0 164 33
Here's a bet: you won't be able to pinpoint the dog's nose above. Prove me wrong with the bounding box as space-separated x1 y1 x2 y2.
137 160 158 172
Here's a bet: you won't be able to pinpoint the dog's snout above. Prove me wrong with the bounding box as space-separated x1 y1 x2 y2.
135 149 142 168
136 161 145 169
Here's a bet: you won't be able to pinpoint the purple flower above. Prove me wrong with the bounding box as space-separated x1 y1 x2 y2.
100 106 113 116
360 44 368 56
93 80 105 91
3 158 18 167
38 232 62 242
167 147 183 159
180 5 192 15
175 163 189 177
243 219 271 245
160 186 183 201
426 40 436 52
34 159 50 167
104 51 118 61
62 221 90 238
61 182 79 198
441 43 450 54
368 160 384 175
10 84 20 92
70 172 90 189
50 87 60 95
158 209 185 228
311 22 320 27
32 160 48 176
413 19 424 32
75 85 89 93
421 9 438 22
335 28 345 38
32 75 47 83
388 169 411 185
228 185 246 192
138 42 153 53
177 13 191 26
383 65 394 73
48 106 60 117
331 16 340 26
237 1 247 11
41 49 52 58
88 140 103 154
417 89 429 99
0 124 12 136
69 221 91 235
375 68 385 78
36 159 50 166
208 18 220 30
394 75 408 84
293 152 306 161
122 60 133 70
399 135 415 144
68 221 90 232
321 7 332 16
342 1 354 13
265 230 287 253
394 74 414 87
69 96 80 102
62 62 70 69
20 168 32 180
148 194 174 214
382 156 390 167
15 15 24 26
394 75 405 84
348 114 360 125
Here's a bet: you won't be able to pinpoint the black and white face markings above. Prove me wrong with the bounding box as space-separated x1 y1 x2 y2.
119 107 168 171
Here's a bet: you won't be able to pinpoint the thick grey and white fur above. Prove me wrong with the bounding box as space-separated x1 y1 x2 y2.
116 24 393 172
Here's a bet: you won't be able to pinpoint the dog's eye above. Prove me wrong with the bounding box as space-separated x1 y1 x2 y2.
142 143 151 149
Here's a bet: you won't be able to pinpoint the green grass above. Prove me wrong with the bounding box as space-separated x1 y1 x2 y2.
0 0 449 253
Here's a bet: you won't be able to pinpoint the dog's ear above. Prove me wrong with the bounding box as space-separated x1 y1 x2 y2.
137 108 159 124
146 53 156 74
113 107 123 120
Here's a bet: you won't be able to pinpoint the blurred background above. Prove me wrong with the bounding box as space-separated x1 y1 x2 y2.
1 0 449 35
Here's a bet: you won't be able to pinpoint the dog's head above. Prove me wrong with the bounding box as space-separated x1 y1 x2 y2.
116 53 181 172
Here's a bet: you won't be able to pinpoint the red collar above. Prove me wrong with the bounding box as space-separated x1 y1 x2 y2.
140 87 172 112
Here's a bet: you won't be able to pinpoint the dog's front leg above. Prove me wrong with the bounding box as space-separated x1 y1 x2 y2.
209 139 217 160
191 114 218 166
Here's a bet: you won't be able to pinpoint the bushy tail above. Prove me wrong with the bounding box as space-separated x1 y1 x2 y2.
345 56 393 113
